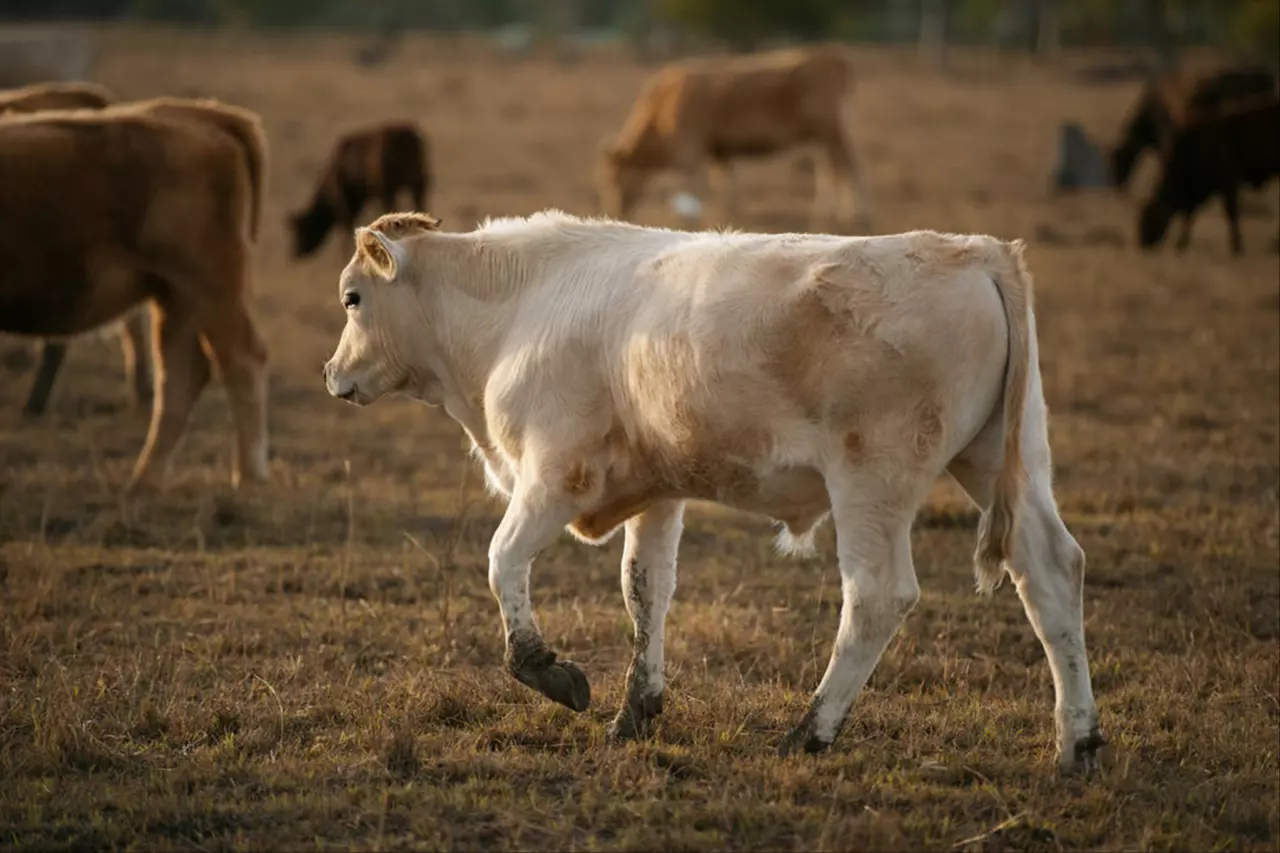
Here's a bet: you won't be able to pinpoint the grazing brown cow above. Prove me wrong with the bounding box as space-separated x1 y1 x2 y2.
0 96 270 490
595 44 873 230
1111 65 1277 190
0 81 155 415
287 122 430 258
1138 97 1279 255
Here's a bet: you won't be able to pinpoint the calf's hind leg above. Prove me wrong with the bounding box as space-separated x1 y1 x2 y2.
947 411 1103 774
607 500 685 742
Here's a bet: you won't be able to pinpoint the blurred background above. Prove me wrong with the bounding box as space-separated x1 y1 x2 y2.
3 0 1279 70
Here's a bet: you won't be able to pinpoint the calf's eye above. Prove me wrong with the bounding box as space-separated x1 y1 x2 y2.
342 291 360 309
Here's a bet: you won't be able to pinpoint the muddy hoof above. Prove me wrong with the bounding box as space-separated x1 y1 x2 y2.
606 692 664 742
516 659 591 712
777 724 831 757
1062 729 1107 777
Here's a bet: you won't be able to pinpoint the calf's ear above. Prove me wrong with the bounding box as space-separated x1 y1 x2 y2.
355 227 403 280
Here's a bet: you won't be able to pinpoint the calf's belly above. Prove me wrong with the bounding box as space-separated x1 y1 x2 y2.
727 465 830 532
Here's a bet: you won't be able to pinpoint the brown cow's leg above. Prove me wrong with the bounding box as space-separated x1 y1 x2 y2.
197 292 270 489
707 160 737 226
119 308 154 410
380 186 399 216
809 154 834 232
824 128 873 234
1174 214 1193 251
22 341 68 417
128 301 211 491
673 149 713 228
1221 187 1243 255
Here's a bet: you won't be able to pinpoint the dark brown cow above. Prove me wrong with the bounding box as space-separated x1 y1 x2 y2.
1138 97 1279 255
0 81 155 415
1111 65 1277 190
288 122 431 258
0 97 270 490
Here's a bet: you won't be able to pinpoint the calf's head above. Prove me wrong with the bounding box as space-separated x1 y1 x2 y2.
324 221 433 405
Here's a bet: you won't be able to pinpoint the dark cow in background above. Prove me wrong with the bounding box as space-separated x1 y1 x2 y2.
1138 97 1279 255
287 122 431 258
0 81 155 415
1111 65 1277 190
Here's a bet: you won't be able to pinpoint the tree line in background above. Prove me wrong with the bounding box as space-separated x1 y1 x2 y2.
2 0 1276 64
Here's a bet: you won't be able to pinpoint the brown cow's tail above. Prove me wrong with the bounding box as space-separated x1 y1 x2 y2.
973 238 1034 596
142 98 267 243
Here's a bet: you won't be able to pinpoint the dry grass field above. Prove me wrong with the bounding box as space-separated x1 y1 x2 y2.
1 24 1278 852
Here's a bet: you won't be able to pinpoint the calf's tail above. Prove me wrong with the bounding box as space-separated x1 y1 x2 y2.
973 238 1034 595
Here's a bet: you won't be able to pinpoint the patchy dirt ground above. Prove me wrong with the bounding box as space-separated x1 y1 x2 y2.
1 25 1278 852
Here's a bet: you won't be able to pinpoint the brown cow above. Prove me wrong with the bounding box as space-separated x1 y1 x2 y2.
287 122 431 258
1138 97 1279 255
0 80 113 114
0 81 155 416
595 44 873 231
0 96 270 490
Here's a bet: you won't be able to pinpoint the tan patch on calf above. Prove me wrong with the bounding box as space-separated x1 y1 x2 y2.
844 430 864 460
764 284 848 421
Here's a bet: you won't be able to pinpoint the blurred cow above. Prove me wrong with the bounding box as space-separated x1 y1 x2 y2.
0 80 112 114
0 97 270 490
595 44 873 231
0 81 156 416
1138 97 1279 255
1111 65 1277 190
288 122 431 259
321 210 1103 775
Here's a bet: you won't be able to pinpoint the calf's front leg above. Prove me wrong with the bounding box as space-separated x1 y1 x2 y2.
488 484 591 711
607 500 685 742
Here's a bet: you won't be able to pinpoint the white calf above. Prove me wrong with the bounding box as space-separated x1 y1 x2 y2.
322 210 1103 773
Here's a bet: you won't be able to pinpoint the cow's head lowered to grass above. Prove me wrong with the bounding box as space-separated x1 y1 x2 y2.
323 212 442 406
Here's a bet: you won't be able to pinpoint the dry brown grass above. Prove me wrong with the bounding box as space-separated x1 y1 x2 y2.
1 25 1278 852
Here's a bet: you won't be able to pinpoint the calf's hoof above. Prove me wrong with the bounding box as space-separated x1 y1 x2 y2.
513 659 592 713
606 691 664 742
1060 729 1107 777
777 721 832 757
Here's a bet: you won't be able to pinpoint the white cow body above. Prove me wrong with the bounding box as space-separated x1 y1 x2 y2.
323 210 1103 774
